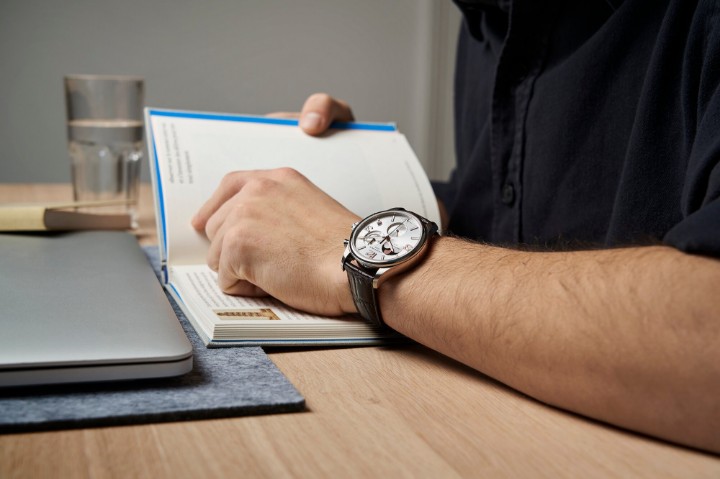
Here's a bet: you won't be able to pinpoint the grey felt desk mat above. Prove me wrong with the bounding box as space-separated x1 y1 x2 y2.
0 246 305 432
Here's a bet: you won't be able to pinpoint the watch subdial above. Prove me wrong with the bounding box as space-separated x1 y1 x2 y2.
361 231 382 246
387 222 408 238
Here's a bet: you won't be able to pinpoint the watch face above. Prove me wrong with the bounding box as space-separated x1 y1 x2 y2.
350 209 426 267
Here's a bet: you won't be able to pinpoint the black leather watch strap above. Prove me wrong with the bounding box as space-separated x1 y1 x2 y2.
344 261 385 327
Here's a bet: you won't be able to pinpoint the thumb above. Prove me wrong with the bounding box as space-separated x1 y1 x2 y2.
299 93 355 136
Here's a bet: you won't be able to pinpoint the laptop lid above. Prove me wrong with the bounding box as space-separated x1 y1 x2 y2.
0 231 192 387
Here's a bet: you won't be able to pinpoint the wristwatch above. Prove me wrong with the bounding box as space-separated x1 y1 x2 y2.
342 207 439 327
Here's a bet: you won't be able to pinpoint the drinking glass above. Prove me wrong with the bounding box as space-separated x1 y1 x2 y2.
64 75 144 226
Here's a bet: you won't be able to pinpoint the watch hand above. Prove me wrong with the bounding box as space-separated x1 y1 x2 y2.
378 224 401 246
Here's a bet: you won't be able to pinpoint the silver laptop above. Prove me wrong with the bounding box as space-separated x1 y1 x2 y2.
0 231 192 387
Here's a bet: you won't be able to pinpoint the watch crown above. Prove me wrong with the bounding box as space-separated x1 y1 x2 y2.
343 239 349 247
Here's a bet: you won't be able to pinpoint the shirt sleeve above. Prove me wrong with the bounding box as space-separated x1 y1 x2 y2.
431 177 459 214
664 199 720 256
662 6 720 257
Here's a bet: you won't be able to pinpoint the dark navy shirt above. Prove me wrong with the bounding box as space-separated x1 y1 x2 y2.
436 0 720 256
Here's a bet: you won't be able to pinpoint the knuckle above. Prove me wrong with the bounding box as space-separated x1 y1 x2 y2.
274 166 302 181
217 271 238 294
225 226 257 265
218 244 252 286
228 201 249 220
220 171 242 189
307 92 333 106
226 224 249 249
205 215 222 240
245 176 277 196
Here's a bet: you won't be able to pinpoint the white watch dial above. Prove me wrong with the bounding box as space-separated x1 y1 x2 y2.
351 210 424 266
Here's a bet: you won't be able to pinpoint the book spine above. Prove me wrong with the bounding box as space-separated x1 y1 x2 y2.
0 207 47 231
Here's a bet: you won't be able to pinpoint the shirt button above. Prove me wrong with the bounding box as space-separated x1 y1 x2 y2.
501 183 515 205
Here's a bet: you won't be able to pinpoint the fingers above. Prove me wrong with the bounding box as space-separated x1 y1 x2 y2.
190 166 353 311
299 93 354 136
205 206 232 270
209 219 267 297
217 245 265 296
198 171 287 297
219 279 267 297
191 171 256 232
217 251 267 296
194 168 297 243
202 179 260 269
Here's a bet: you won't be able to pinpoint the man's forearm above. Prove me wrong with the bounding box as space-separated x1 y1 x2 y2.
380 237 720 452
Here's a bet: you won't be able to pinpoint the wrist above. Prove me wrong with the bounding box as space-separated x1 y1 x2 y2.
378 235 448 329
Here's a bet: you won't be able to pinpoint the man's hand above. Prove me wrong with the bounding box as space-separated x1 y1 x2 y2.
190 93 357 314
267 93 354 136
191 167 359 316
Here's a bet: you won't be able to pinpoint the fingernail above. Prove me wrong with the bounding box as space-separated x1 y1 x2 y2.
300 112 323 132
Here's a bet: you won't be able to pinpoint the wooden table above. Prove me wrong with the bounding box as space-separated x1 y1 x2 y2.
1 183 719 478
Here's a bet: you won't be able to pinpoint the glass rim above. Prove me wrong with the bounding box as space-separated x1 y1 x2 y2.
64 74 144 82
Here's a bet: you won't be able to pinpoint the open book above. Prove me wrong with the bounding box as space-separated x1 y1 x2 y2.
145 108 440 346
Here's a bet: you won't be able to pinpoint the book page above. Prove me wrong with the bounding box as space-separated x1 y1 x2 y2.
147 110 440 266
169 264 370 336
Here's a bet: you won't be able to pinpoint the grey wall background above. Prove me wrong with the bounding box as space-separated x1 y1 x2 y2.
0 0 460 184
